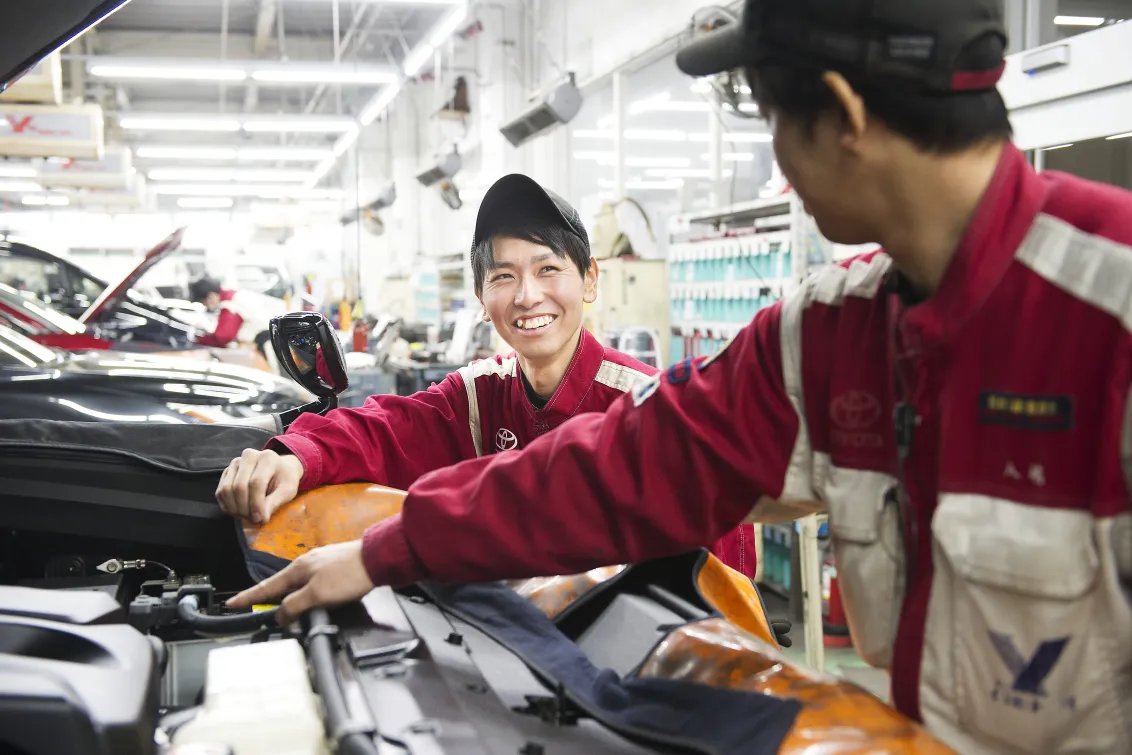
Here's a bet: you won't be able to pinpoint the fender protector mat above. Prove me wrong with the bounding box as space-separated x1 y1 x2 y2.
422 581 800 755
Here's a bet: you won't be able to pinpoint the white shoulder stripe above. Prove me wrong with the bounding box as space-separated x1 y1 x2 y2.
808 254 893 307
595 361 650 393
1016 213 1132 332
777 253 892 502
465 356 519 380
1016 214 1132 509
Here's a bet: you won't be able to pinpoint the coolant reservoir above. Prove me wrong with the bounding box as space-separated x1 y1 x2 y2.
173 638 329 755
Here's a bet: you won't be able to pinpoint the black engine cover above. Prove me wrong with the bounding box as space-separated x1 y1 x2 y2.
0 585 160 755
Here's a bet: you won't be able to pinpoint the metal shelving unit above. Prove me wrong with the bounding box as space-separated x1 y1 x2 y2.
667 191 837 671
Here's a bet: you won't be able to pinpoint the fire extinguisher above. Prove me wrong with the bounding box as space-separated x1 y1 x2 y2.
821 533 852 648
351 318 369 353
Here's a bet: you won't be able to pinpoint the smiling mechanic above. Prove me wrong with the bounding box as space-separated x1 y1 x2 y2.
230 0 1132 751
217 174 759 577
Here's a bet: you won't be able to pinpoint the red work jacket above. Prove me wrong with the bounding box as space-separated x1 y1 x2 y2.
273 327 760 576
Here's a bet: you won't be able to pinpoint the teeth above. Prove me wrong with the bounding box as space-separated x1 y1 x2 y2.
517 315 554 330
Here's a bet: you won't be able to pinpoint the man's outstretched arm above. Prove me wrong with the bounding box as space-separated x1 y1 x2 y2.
364 302 809 587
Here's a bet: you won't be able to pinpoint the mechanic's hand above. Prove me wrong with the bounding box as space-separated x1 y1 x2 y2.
215 448 304 524
226 540 374 626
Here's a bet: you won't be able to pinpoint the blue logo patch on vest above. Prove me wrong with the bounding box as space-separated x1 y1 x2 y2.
988 632 1075 713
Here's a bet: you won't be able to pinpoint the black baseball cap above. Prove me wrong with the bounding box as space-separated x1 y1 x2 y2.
473 174 590 253
676 0 1008 93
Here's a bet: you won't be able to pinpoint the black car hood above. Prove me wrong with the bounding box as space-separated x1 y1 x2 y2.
0 350 311 424
2 2 132 92
60 350 310 402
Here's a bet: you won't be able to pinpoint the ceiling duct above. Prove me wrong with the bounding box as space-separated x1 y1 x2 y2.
500 74 582 148
416 149 462 187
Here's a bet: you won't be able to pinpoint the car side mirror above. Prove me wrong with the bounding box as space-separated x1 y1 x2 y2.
270 312 349 399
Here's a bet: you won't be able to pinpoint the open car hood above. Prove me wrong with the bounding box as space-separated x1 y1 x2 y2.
79 228 185 325
2 1 132 92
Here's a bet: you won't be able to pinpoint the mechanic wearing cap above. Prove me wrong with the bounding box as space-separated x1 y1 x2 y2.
230 1 1132 750
217 174 759 577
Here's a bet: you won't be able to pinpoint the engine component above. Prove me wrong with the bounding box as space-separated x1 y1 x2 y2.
172 638 330 755
0 586 161 755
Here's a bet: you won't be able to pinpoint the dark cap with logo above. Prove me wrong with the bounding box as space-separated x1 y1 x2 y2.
473 174 590 253
676 0 1008 93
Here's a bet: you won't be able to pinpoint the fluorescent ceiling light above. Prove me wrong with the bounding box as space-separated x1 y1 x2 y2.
239 147 334 161
403 44 435 76
178 197 234 209
148 168 312 182
571 152 692 168
645 168 734 179
251 69 398 85
701 152 756 162
22 195 69 206
122 115 355 133
0 165 37 178
152 184 343 200
631 100 711 115
90 64 247 81
135 146 239 160
598 178 684 191
723 103 761 114
1042 143 1074 151
305 157 337 189
360 82 402 125
627 156 691 168
332 125 361 158
430 2 469 47
134 146 333 161
120 117 242 132
625 129 688 142
0 181 43 192
723 132 773 143
242 118 356 133
1054 15 1104 26
1107 132 1132 140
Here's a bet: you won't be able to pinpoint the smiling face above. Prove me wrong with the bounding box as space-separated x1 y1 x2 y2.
478 236 598 365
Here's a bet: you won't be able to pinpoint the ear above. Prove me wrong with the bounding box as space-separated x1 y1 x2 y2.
822 71 867 150
582 259 599 304
476 294 490 322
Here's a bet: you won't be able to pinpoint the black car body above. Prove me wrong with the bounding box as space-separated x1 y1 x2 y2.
0 239 112 318
0 325 309 423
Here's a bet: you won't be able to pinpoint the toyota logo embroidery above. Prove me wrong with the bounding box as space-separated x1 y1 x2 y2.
830 391 882 430
495 428 519 452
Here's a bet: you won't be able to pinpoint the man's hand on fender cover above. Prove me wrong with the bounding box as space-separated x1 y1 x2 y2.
216 448 305 524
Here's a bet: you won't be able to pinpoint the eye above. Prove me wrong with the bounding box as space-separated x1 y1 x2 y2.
540 265 560 274
490 273 513 282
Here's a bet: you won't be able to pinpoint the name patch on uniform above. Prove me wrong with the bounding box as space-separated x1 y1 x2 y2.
978 392 1073 431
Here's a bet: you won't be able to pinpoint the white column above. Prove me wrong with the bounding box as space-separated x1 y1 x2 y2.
613 70 626 200
708 111 723 208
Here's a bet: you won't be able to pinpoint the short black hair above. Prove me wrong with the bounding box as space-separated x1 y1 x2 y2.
189 276 222 303
471 218 590 295
747 33 1012 154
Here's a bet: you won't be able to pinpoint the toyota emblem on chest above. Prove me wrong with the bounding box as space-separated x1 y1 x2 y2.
495 428 519 452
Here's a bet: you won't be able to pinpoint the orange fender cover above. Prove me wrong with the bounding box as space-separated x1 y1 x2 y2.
636 620 954 754
244 485 949 752
242 482 405 560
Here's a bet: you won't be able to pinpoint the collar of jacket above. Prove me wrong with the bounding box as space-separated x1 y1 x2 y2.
525 327 605 425
892 143 1049 349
